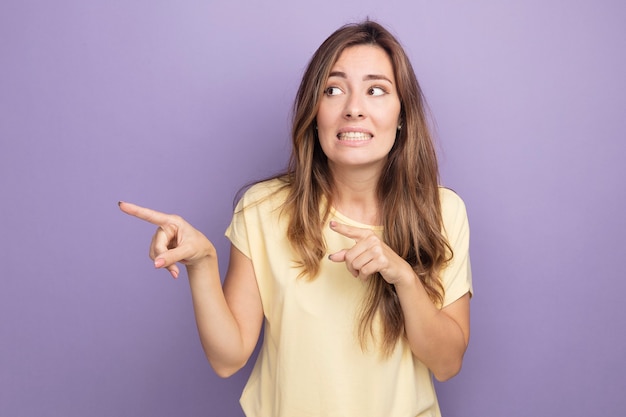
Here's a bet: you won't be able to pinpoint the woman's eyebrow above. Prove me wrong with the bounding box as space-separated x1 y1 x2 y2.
328 71 347 80
364 74 393 84
328 71 393 84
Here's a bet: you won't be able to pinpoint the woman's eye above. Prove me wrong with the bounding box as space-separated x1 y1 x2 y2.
324 86 343 96
368 86 386 96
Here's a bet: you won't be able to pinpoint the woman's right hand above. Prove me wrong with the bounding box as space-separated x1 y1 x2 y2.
120 201 264 376
118 201 216 279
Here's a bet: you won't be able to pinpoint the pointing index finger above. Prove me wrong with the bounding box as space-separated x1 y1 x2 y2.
118 201 172 227
329 220 369 240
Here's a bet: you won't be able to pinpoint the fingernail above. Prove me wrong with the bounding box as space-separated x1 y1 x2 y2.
118 201 122 207
330 221 336 228
171 270 179 279
154 258 165 268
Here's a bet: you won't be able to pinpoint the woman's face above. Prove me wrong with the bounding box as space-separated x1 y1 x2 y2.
316 44 401 175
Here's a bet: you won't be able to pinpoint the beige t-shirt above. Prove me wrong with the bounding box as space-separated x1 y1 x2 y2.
226 179 472 417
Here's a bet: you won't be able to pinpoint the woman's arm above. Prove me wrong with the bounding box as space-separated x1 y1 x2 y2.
394 277 469 381
119 202 263 377
328 220 470 381
187 245 264 377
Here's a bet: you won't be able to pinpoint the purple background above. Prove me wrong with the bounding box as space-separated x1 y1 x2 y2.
2 1 625 416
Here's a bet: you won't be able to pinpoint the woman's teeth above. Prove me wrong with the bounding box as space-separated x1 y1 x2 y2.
337 132 372 141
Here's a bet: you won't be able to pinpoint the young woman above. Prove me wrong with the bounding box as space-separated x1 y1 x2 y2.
120 20 472 417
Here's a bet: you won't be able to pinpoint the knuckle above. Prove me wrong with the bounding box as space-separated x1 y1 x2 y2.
364 235 377 245
343 251 354 263
161 223 177 234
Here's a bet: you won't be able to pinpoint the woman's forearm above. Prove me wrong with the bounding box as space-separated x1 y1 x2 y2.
185 257 251 377
395 275 469 381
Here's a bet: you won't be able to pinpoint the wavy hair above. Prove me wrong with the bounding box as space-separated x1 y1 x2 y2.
276 21 452 356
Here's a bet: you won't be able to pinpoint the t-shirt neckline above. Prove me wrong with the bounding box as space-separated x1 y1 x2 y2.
329 206 384 231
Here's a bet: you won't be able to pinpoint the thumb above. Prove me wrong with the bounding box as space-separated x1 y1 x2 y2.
328 250 347 263
154 248 187 279
329 250 359 278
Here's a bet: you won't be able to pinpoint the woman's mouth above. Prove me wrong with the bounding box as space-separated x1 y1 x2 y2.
337 132 373 141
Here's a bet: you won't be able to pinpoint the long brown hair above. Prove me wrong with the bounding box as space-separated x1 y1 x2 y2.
277 21 451 356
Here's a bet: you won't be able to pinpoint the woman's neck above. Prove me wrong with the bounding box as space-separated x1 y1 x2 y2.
330 166 381 226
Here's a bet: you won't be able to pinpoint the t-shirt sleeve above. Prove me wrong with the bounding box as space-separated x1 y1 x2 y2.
225 181 282 259
225 195 252 258
439 188 473 307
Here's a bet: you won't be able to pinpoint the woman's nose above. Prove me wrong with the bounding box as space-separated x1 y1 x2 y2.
344 94 365 119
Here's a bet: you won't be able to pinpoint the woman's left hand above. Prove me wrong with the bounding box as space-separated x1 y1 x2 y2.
328 221 413 286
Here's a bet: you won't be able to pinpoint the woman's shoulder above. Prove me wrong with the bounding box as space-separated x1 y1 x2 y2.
238 177 291 209
439 186 466 208
438 186 469 223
